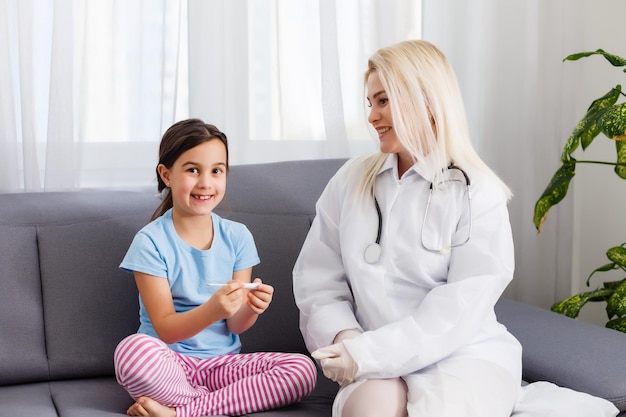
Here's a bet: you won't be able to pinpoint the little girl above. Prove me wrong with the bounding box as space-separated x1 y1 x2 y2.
114 118 317 417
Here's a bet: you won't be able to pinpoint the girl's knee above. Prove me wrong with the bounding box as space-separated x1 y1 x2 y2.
114 334 167 383
275 353 317 398
295 353 317 379
290 353 318 394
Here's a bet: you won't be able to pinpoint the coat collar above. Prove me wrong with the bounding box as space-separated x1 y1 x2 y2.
377 153 445 183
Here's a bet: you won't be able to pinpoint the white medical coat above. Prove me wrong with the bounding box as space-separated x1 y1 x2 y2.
293 153 522 382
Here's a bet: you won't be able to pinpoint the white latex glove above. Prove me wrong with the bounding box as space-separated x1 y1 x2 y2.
312 342 358 386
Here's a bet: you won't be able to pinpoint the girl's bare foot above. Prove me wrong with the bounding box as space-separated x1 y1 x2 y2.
127 397 176 417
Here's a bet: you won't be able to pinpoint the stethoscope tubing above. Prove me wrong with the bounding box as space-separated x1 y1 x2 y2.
365 165 471 263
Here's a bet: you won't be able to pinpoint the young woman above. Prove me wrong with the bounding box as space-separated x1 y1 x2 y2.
293 38 520 417
293 39 619 417
115 118 316 417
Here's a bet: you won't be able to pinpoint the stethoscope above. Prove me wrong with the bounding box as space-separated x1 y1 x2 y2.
363 165 472 264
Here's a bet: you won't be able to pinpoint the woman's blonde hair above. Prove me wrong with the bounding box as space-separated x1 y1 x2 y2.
359 40 511 200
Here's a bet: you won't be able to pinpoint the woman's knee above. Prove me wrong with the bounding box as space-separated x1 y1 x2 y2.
340 378 408 417
405 359 518 417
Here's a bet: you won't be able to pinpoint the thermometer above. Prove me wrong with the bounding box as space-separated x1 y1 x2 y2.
206 283 260 290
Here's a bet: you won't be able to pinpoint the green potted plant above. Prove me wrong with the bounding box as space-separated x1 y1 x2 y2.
534 49 626 332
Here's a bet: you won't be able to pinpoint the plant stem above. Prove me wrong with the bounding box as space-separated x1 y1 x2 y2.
577 160 626 167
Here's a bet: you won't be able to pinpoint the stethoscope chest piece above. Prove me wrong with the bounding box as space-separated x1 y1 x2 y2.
364 243 381 264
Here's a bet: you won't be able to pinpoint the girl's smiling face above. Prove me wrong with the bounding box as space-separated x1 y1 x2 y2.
158 139 227 219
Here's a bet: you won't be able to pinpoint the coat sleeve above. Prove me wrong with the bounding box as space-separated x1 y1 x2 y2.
343 177 515 379
293 163 363 354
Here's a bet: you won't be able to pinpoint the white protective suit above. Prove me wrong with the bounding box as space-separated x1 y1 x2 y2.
293 154 620 417
293 153 522 381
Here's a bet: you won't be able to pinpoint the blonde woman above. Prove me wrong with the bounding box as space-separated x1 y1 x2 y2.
293 39 620 417
293 39 521 417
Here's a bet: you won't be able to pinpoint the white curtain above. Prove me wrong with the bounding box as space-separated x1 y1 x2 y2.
12 0 611 315
0 0 188 192
186 0 421 165
422 0 626 315
0 0 421 192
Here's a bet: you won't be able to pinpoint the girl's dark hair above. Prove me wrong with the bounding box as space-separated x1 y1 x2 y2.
151 118 229 220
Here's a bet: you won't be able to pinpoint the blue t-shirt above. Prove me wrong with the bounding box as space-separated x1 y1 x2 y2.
120 209 260 359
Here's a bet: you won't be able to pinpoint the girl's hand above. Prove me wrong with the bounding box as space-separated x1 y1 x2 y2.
209 280 244 320
247 278 274 315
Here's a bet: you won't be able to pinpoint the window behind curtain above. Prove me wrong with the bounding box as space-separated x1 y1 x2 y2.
188 0 421 165
1 0 421 192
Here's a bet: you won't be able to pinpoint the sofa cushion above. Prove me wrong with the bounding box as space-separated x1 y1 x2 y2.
496 298 626 411
49 378 133 417
0 225 49 386
231 211 314 354
223 159 346 215
33 192 160 380
0 383 59 417
43 373 337 417
40 214 150 379
0 191 160 381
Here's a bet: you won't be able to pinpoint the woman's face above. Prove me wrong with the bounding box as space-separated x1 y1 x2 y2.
367 71 408 158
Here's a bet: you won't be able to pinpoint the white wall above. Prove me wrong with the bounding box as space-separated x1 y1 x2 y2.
423 0 626 327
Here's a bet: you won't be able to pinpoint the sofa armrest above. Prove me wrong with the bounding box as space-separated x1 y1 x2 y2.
495 298 626 411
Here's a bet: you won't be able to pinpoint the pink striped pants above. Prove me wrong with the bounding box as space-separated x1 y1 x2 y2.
114 334 317 417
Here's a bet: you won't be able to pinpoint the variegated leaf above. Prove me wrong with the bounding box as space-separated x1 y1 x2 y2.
615 140 626 179
598 102 626 140
587 263 620 286
607 278 626 318
561 87 620 159
552 287 613 318
604 279 626 290
606 316 626 332
607 245 626 269
533 160 576 232
564 49 626 67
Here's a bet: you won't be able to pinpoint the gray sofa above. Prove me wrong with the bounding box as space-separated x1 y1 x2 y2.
1 158 626 417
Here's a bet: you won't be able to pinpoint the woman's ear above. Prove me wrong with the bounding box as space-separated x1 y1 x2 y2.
157 164 170 186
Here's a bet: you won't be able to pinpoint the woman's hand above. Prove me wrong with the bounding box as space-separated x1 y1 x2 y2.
312 342 358 386
246 278 274 315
